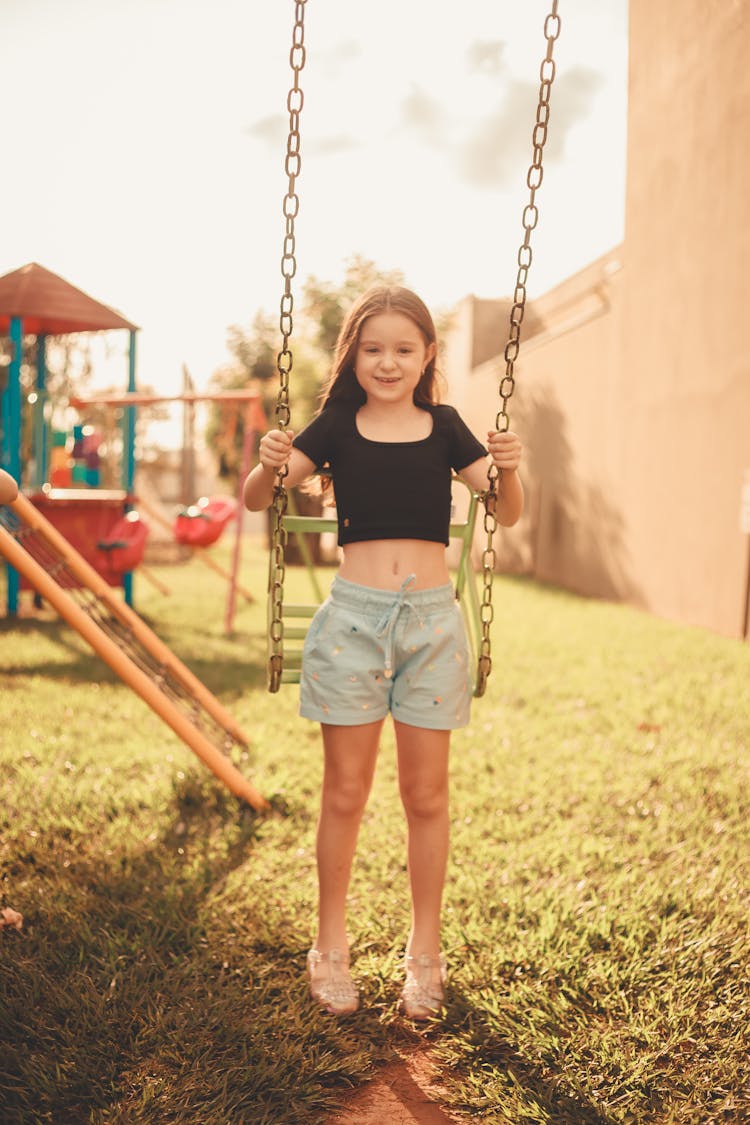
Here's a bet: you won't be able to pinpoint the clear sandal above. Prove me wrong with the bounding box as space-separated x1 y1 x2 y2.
307 947 359 1016
401 952 447 1020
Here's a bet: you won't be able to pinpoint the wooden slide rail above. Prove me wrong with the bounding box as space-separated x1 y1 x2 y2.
0 493 269 811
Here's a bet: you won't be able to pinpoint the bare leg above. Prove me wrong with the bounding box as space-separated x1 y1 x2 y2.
394 721 451 960
313 719 383 954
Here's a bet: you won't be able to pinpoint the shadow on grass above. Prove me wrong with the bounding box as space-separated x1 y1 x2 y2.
0 613 268 695
0 775 393 1125
1 778 257 1121
440 986 619 1125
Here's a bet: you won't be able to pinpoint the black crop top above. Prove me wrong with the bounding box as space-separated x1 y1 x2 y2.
293 402 487 546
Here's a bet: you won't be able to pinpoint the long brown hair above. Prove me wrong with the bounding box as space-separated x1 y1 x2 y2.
318 285 442 412
308 286 443 500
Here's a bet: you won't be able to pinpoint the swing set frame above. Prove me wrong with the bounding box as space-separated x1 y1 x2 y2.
266 1 561 696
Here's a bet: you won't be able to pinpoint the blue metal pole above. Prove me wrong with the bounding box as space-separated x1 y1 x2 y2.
3 316 23 615
123 330 137 493
34 334 48 488
1 318 22 479
121 330 138 606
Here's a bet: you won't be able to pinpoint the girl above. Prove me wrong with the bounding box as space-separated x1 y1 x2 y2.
0 469 19 505
243 286 523 1019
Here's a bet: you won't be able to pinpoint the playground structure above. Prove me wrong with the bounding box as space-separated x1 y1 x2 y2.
69 386 268 634
0 262 266 627
0 262 269 807
0 262 141 611
174 495 237 548
24 486 149 588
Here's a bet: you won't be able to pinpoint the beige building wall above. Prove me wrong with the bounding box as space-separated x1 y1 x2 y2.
448 0 750 638
620 0 750 636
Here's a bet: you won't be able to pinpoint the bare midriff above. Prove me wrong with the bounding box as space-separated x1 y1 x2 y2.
338 539 450 591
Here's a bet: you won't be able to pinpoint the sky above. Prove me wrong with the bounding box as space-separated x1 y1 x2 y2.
2 0 629 401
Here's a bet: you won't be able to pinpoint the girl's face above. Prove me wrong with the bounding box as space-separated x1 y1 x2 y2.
354 311 435 407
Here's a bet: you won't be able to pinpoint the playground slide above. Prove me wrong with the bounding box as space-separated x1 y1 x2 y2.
0 493 268 811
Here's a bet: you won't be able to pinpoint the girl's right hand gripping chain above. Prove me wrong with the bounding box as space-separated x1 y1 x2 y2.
260 429 295 473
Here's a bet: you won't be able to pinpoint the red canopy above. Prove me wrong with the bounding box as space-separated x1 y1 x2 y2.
0 262 138 335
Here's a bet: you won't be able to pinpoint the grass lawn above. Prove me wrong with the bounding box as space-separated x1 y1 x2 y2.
1 541 748 1124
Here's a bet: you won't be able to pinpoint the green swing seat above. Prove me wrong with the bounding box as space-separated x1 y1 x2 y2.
267 477 485 696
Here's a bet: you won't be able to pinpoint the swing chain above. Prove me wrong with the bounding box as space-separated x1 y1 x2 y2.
477 2 561 698
269 0 307 692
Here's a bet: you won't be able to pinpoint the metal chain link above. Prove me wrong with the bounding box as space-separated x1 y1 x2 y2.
268 0 307 692
476 3 561 697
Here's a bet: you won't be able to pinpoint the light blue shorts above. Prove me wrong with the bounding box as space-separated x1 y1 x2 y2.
299 574 472 730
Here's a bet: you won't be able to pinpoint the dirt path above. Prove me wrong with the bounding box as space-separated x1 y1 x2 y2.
328 1045 469 1125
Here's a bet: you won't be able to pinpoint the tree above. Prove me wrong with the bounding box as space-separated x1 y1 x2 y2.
206 311 323 483
302 254 405 356
225 311 278 387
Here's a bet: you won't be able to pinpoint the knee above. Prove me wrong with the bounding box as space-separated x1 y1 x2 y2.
399 777 448 821
322 775 369 820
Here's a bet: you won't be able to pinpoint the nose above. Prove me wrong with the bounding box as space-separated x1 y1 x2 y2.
380 352 396 371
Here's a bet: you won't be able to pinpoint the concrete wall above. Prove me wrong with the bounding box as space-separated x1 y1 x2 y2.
619 0 750 636
448 0 750 638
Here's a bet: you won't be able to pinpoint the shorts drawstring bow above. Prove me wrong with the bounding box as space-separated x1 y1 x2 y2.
375 573 420 679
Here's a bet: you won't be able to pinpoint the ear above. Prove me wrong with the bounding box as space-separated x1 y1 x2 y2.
425 341 437 367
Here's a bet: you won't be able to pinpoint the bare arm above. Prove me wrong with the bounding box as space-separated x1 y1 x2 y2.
458 430 524 527
242 430 317 511
0 469 19 505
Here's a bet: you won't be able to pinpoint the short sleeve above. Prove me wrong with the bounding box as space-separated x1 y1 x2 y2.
292 407 338 469
443 406 487 470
